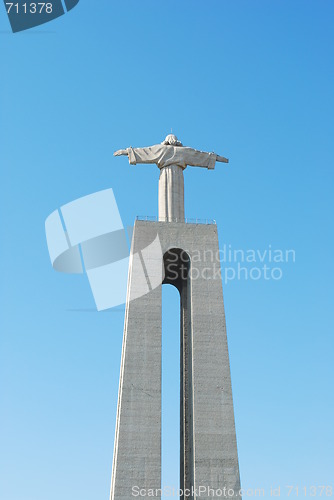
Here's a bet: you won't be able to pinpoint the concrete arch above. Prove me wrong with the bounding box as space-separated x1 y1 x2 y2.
111 221 241 500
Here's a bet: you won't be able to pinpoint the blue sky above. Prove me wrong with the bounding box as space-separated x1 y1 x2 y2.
0 1 333 499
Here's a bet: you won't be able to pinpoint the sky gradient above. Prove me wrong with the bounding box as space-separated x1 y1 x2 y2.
1 1 333 499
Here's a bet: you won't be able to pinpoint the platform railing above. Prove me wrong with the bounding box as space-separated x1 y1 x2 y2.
136 215 216 225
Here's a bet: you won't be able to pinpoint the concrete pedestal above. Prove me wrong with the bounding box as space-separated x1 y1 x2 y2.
110 220 241 500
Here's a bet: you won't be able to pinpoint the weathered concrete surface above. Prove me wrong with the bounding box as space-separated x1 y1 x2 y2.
111 221 241 500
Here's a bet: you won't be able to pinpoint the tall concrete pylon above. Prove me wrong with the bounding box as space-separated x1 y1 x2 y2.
111 136 241 500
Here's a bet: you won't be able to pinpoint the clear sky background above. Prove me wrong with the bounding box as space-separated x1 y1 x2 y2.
0 1 333 499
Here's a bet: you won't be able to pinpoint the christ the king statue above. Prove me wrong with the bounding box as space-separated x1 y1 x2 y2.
114 134 229 222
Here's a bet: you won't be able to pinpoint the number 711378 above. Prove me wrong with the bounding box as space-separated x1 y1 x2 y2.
6 3 53 14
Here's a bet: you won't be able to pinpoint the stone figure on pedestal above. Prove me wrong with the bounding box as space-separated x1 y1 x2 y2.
114 134 229 221
111 134 241 500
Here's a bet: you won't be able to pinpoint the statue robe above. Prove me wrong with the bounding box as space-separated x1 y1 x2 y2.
127 145 217 221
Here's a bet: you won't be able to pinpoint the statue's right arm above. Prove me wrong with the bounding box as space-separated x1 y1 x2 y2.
114 149 129 156
125 146 162 165
114 145 162 165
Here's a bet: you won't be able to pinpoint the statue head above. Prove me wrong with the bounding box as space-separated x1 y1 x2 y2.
162 134 183 147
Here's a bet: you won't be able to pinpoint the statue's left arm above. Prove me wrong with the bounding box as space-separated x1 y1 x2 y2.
182 147 229 170
216 155 229 163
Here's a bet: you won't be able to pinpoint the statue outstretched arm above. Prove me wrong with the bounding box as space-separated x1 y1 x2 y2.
114 149 128 156
216 155 229 163
182 148 229 170
114 145 163 165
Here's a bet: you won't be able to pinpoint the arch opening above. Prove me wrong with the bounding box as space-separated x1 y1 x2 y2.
162 284 180 495
163 248 190 291
162 249 193 498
